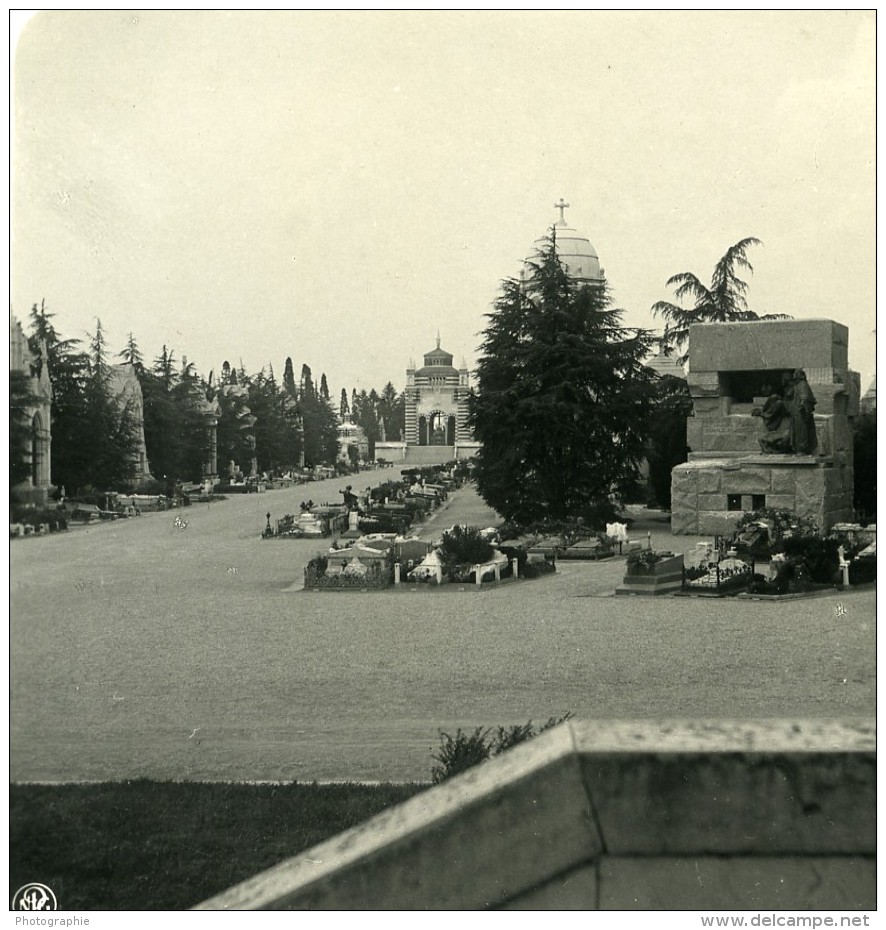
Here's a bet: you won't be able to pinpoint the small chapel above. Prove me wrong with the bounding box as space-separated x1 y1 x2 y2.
375 336 480 465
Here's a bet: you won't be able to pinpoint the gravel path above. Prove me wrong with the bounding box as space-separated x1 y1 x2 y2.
11 479 875 783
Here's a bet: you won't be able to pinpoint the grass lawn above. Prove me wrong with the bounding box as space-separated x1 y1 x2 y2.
10 780 427 910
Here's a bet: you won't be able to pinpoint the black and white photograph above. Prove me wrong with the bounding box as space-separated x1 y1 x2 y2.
9 10 876 919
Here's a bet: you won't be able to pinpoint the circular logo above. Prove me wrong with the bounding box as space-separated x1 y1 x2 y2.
12 883 57 910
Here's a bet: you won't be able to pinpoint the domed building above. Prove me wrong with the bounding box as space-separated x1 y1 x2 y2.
375 336 480 465
525 199 604 285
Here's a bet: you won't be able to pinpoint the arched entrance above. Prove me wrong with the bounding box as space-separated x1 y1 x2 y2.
428 411 449 445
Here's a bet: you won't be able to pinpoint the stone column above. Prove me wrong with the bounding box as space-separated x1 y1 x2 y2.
205 414 218 478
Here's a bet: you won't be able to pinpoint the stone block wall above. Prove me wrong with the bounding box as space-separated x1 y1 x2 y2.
671 457 854 535
689 320 849 372
195 719 874 912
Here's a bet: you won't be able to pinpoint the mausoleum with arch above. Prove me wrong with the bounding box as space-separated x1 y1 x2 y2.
375 337 480 465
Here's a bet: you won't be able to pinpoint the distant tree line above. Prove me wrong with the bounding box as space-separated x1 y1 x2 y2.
12 302 408 494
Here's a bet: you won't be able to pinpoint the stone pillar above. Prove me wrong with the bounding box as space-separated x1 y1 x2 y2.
838 546 850 587
493 563 500 581
394 563 401 585
474 565 482 586
435 564 443 585
205 414 218 478
512 558 519 579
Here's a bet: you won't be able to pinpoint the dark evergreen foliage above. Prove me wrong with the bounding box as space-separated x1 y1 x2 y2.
853 411 876 520
28 301 91 492
651 238 790 363
9 371 38 487
469 240 657 524
78 319 141 490
646 373 692 509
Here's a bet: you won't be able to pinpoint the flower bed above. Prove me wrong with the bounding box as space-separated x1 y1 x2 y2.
682 557 754 595
616 550 684 596
303 558 393 590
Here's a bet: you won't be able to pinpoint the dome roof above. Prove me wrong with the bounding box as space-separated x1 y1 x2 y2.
415 364 459 379
423 345 454 365
526 201 603 283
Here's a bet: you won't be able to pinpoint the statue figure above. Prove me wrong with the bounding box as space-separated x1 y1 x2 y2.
753 385 793 453
784 369 818 454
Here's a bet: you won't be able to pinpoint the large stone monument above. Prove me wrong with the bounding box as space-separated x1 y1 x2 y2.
10 315 53 504
671 319 859 535
107 363 153 486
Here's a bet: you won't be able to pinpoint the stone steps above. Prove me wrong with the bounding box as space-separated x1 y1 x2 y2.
401 445 455 465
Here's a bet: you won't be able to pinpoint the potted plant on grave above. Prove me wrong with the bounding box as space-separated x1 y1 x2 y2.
625 548 681 576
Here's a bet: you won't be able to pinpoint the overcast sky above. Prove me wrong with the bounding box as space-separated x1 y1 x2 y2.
12 11 876 398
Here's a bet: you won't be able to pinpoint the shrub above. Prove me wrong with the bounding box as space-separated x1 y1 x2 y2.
430 728 492 783
578 499 622 528
735 508 819 550
497 516 633 543
626 548 665 568
135 477 168 496
430 713 573 783
306 556 328 577
370 480 407 503
438 526 494 567
781 536 841 585
9 505 68 532
519 557 556 580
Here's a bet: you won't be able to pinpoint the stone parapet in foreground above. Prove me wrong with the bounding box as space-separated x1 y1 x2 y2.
195 718 875 911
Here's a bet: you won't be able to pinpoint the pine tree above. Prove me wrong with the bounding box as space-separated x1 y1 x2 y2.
340 388 350 421
319 373 330 401
140 346 183 482
119 332 144 372
79 319 140 489
652 238 790 363
470 239 657 524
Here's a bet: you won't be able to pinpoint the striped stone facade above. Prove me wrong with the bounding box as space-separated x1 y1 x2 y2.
404 340 474 449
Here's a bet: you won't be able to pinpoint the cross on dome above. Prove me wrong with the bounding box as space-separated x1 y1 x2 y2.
554 198 570 225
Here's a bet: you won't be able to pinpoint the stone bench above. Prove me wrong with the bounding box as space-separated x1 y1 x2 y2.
195 718 874 911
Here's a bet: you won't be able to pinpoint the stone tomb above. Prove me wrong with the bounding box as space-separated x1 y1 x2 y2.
671 320 858 535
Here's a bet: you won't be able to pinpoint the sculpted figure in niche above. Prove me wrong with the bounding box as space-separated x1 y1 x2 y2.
784 369 818 455
753 384 792 453
752 369 818 455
